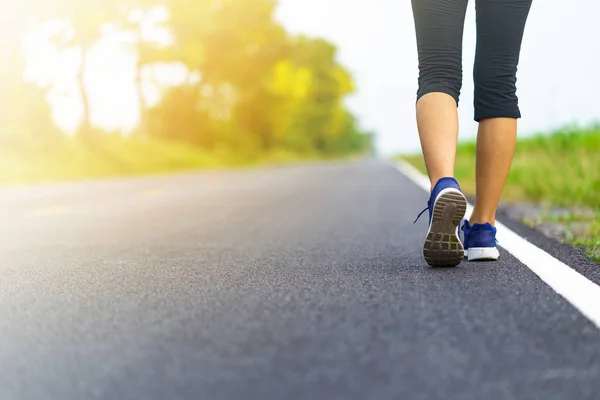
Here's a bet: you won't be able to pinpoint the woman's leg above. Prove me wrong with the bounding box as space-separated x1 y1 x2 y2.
412 0 470 267
411 0 469 190
471 0 533 225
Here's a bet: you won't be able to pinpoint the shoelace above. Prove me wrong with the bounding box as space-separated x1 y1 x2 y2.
413 207 428 224
461 220 468 233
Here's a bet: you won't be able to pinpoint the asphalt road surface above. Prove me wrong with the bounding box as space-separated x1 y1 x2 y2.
1 160 599 400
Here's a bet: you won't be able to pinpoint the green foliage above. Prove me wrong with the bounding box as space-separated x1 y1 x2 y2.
401 126 600 209
147 85 215 148
140 1 372 157
2 0 372 168
0 134 348 185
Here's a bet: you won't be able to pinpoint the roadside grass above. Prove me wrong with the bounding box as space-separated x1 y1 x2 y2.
0 134 341 186
398 125 600 261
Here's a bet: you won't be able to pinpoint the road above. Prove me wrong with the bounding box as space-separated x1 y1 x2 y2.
1 160 599 399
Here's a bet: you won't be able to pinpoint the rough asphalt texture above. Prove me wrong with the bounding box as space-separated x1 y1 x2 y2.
1 160 599 400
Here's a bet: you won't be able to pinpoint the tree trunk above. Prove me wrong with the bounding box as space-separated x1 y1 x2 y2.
135 28 147 137
77 45 92 138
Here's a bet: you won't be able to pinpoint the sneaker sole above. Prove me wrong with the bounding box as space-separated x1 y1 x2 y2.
423 189 468 267
466 247 500 261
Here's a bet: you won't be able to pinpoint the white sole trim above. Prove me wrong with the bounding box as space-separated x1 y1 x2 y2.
467 247 501 261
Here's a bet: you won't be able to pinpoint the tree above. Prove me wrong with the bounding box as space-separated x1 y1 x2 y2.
143 0 371 155
0 1 60 143
116 0 167 136
143 0 290 149
46 0 126 138
271 36 362 154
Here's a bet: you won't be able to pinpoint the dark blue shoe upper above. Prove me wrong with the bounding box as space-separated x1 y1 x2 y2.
415 177 462 225
461 221 497 249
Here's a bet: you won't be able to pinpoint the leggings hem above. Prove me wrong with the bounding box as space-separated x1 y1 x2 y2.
474 109 521 122
416 85 460 107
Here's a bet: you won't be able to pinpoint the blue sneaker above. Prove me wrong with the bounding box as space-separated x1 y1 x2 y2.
414 177 467 267
461 221 500 261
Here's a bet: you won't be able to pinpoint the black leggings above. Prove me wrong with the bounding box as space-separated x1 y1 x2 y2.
412 0 532 121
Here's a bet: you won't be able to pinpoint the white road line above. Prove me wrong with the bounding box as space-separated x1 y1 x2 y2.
393 159 600 330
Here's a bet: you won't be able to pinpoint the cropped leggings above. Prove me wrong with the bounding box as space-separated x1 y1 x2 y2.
412 0 532 121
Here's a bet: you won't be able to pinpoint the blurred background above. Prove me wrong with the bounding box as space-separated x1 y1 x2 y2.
1 0 376 184
0 0 598 255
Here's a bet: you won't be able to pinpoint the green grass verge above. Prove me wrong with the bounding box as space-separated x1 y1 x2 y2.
0 134 351 186
397 125 600 261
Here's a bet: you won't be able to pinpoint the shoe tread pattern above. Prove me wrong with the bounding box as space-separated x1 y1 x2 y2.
423 191 467 267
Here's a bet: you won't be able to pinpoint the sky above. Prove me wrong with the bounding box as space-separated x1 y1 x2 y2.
27 0 600 155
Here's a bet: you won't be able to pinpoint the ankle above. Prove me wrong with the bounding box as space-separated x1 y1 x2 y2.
469 216 495 226
429 175 455 191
